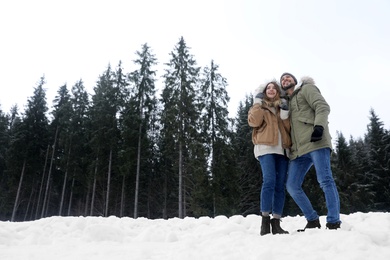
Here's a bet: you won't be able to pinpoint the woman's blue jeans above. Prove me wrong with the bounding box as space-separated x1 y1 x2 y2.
258 154 289 216
286 148 340 223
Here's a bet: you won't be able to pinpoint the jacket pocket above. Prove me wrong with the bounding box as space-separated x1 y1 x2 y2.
297 116 314 125
254 122 267 143
296 116 314 144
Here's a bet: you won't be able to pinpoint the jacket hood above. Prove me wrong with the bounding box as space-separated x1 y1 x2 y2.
253 79 277 95
253 79 285 102
293 76 315 92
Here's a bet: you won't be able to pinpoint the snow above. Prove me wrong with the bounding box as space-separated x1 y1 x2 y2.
1 212 389 260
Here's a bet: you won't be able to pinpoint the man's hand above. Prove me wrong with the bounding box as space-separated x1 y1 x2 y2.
310 125 324 142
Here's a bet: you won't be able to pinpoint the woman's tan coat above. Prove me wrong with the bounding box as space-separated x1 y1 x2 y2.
248 103 292 149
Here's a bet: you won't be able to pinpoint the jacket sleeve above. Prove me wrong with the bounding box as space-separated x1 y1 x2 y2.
280 109 289 120
302 84 330 127
282 118 291 136
248 104 265 127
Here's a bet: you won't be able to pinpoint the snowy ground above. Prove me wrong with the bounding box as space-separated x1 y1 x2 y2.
1 212 389 260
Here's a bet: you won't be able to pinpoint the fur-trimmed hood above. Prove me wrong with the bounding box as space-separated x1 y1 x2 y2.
253 79 285 103
293 76 316 92
253 79 278 95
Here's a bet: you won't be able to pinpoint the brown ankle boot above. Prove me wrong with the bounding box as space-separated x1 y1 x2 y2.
270 218 289 235
260 216 271 236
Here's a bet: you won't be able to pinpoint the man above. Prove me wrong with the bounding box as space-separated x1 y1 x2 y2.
280 72 341 231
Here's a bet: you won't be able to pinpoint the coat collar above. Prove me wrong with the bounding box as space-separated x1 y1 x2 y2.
292 76 315 92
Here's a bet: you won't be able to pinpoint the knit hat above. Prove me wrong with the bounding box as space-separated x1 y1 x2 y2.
280 72 297 85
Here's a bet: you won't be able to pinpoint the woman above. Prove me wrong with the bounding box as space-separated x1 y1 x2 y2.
248 80 292 235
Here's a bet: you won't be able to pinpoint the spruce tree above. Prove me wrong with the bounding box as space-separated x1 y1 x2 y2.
4 106 24 220
0 107 10 219
89 64 122 216
365 109 390 211
0 107 9 177
49 84 73 216
8 76 49 221
233 96 262 216
333 132 352 213
69 79 91 216
348 136 374 212
125 43 157 218
199 60 238 216
160 37 202 218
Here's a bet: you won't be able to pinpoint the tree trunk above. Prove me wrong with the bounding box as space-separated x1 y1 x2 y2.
120 175 126 217
41 126 59 218
35 144 50 219
134 95 144 218
59 170 68 216
24 182 35 221
178 140 183 218
105 149 112 217
183 171 186 218
67 174 75 216
134 123 142 218
163 174 167 219
147 176 151 218
44 183 52 217
84 184 91 216
11 159 27 221
59 144 72 215
90 155 99 216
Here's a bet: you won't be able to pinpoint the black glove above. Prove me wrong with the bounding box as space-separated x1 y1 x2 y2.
279 99 288 110
310 125 324 142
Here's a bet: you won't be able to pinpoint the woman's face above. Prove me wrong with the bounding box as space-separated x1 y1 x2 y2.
265 83 278 99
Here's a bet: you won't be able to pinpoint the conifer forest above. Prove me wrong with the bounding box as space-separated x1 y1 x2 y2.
0 37 389 222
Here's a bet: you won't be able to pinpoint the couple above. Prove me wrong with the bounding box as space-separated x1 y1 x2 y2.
248 73 341 235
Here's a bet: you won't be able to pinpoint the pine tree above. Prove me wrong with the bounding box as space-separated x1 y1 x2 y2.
348 136 374 212
69 79 91 216
9 76 49 221
160 37 202 218
365 109 390 210
0 107 10 219
126 43 157 218
333 132 356 213
233 96 262 216
0 107 9 177
89 64 122 216
49 84 73 216
199 60 238 216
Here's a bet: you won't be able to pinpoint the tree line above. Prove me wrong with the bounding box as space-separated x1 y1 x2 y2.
0 37 389 222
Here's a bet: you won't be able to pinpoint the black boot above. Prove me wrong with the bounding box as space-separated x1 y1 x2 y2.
326 222 341 230
298 218 321 232
260 216 271 236
270 218 289 235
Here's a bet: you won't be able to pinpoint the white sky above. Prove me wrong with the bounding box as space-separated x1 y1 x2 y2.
1 0 390 140
1 212 389 259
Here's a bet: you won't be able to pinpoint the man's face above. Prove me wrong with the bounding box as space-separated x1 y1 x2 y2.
281 75 296 89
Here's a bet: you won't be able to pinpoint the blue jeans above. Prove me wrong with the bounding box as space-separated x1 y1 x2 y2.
286 148 340 223
258 154 289 216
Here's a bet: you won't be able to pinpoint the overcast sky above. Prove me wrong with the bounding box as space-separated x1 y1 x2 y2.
1 0 389 141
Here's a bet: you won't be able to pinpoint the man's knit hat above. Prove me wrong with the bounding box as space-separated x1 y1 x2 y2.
280 72 297 85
